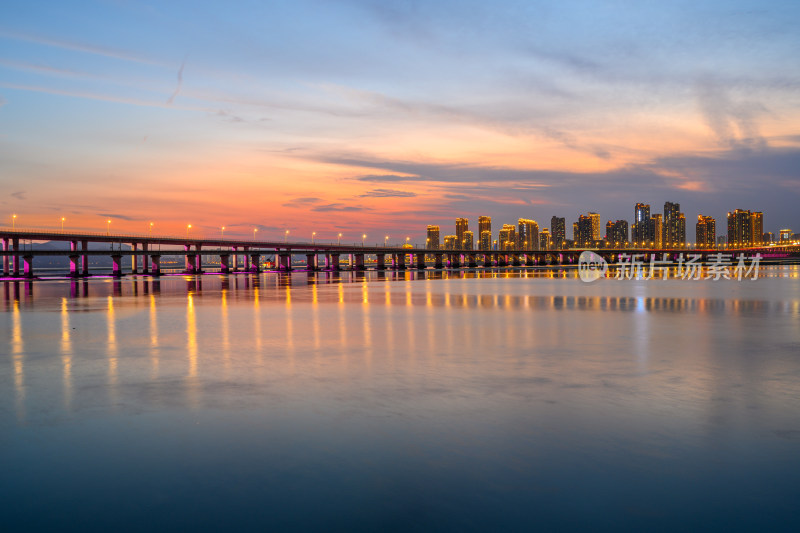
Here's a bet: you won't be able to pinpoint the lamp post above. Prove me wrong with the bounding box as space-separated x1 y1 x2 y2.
385 235 389 246
149 222 153 236
61 217 65 231
312 231 316 244
338 233 342 245
12 214 16 230
107 219 111 236
284 229 289 243
254 228 259 240
221 226 225 240
187 224 192 238
362 234 366 246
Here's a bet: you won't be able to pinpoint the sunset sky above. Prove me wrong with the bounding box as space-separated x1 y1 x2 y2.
1 0 799 243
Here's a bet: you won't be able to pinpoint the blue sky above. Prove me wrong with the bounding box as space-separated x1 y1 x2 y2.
1 0 799 241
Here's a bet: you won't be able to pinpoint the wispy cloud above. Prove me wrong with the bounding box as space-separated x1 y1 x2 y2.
359 189 417 198
311 203 372 212
167 57 187 105
11 191 26 200
98 213 137 221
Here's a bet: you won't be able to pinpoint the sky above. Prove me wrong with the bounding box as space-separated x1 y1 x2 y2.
1 0 799 244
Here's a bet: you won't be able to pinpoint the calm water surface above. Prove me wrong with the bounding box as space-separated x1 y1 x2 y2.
2 269 800 532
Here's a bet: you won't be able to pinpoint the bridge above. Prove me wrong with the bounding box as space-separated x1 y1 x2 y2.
1 228 797 279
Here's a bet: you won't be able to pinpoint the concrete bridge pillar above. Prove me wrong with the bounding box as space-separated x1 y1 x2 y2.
354 254 365 270
416 253 426 270
327 254 340 271
142 243 149 274
376 254 386 270
251 254 262 272
2 237 8 276
434 253 444 269
69 254 80 277
231 246 238 272
220 254 230 273
468 254 477 268
81 240 89 276
111 254 123 277
184 245 195 273
151 255 161 276
278 254 291 272
23 254 34 278
511 254 521 267
194 244 203 273
306 253 317 271
497 254 508 267
131 243 138 274
448 254 460 268
12 238 20 276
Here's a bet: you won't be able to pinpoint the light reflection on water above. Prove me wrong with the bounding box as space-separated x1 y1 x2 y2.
1 269 800 532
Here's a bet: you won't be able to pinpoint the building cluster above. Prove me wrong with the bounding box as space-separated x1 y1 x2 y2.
424 202 776 250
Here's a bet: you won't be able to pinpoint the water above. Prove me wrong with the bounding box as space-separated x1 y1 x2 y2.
2 269 800 532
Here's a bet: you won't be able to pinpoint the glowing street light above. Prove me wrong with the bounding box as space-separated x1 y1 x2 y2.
362 234 366 246
385 235 389 246
254 228 259 240
221 226 225 240
337 233 342 245
187 224 192 238
284 229 289 243
12 214 16 230
107 219 111 236
149 222 153 236
312 231 316 244
61 217 65 231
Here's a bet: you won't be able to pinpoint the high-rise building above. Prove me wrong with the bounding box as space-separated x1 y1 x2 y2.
663 201 685 248
751 212 763 245
551 216 566 249
605 220 628 247
651 214 663 248
632 203 651 246
779 229 792 242
727 209 753 247
577 215 594 247
572 222 579 246
696 215 716 247
480 230 492 251
588 212 600 241
455 218 469 246
478 216 492 250
443 235 458 250
763 232 774 243
539 228 551 250
517 218 539 250
463 230 474 250
499 224 516 251
426 225 440 250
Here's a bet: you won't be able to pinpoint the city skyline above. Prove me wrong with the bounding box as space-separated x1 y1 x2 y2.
1 1 799 240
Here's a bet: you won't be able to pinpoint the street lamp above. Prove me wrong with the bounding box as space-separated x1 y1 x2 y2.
221 226 225 240
406 237 410 245
284 229 289 243
61 217 65 231
187 224 192 238
107 219 111 236
338 233 342 245
385 235 389 246
254 228 259 240
149 222 153 236
13 214 17 230
312 231 316 244
362 234 366 246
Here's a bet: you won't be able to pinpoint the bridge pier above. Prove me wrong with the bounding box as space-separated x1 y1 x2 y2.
23 254 34 278
415 253 426 270
278 253 291 272
81 240 89 276
142 243 149 274
69 254 80 277
325 254 339 271
2 237 8 276
151 255 161 276
305 253 317 271
497 254 508 267
376 254 386 270
354 253 365 270
434 253 444 269
511 254 521 267
468 254 477 268
131 243 138 274
111 254 123 277
250 253 262 272
220 254 230 273
12 238 20 276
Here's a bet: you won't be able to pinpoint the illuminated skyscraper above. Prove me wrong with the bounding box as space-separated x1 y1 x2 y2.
696 215 716 247
663 201 685 248
676 213 686 247
455 218 469 246
478 216 492 250
588 212 600 241
572 222 579 246
443 235 458 250
517 218 539 250
651 214 663 248
606 220 628 247
499 224 516 251
632 203 651 245
463 230 474 250
480 230 492 251
539 228 550 250
577 215 594 247
727 209 753 247
751 212 763 245
426 225 440 250
551 216 565 249
780 229 792 242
